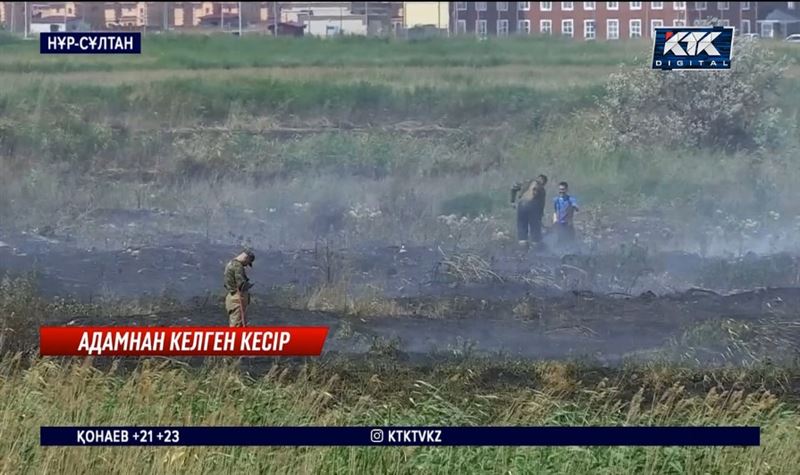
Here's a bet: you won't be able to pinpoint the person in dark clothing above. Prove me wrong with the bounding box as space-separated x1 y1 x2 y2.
510 174 548 248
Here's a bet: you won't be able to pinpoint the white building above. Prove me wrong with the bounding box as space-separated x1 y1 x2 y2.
280 2 367 37
29 16 88 33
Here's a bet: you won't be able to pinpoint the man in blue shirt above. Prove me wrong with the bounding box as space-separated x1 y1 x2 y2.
552 181 579 246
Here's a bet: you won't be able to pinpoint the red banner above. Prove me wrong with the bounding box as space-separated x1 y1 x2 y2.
39 326 329 357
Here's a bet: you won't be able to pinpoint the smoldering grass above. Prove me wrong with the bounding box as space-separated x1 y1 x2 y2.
434 248 503 284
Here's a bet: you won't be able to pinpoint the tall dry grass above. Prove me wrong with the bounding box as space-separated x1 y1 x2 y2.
0 356 797 474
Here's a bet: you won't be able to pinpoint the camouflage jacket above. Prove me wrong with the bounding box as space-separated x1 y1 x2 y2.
511 179 547 212
223 259 251 294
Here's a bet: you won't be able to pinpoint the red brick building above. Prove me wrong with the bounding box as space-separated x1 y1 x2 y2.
451 2 691 39
449 2 800 40
450 1 530 36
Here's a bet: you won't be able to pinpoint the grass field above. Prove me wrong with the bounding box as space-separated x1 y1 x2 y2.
2 34 800 473
1 355 798 474
0 34 654 71
1 34 798 248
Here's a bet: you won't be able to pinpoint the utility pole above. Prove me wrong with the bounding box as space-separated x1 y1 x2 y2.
438 1 441 33
365 1 369 36
221 2 224 31
273 1 277 36
238 1 242 36
402 1 407 38
446 2 450 37
453 2 457 37
24 2 28 39
755 1 760 36
164 1 168 32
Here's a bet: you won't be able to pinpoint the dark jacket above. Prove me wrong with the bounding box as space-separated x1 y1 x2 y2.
511 179 547 217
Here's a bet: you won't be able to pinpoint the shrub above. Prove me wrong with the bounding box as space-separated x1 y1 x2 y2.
595 38 788 152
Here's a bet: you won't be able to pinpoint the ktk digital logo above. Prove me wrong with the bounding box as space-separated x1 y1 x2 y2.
652 26 733 71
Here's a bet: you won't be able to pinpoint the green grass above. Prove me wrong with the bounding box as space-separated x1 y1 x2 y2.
0 33 799 253
0 69 600 123
0 35 655 73
2 33 798 73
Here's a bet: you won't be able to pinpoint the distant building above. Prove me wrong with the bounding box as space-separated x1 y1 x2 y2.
402 1 449 31
274 2 393 37
266 20 305 36
1 1 100 32
31 2 104 29
31 1 76 20
350 1 395 35
183 1 263 30
760 6 800 37
104 2 143 28
6 2 790 39
402 2 451 37
686 2 779 35
280 2 367 37
196 1 239 28
30 15 88 32
451 1 688 39
2 2 24 32
447 2 799 40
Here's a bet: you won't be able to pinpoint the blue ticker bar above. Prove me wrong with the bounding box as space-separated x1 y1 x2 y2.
41 426 760 447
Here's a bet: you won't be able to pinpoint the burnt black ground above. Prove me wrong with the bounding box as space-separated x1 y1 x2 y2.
3 224 800 364
48 286 800 365
3 227 799 300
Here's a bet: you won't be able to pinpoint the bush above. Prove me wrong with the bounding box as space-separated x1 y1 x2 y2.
595 39 788 152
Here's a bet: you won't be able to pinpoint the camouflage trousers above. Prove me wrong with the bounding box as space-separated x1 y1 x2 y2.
225 291 250 327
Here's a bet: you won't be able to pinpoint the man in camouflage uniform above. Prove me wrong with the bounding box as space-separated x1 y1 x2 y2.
223 249 255 327
511 174 548 248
